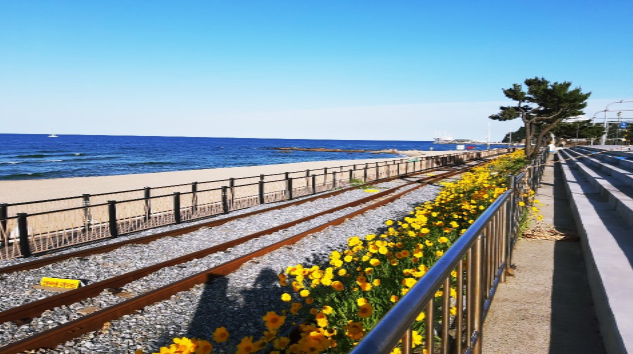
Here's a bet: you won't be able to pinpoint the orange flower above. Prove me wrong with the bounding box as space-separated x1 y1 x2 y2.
262 311 286 331
212 327 229 343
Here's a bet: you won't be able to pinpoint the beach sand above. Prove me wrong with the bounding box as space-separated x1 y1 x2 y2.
0 150 465 204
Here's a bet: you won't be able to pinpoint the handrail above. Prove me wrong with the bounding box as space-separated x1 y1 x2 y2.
351 149 546 354
351 192 511 354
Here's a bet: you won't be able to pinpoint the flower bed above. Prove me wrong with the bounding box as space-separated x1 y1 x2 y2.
140 150 529 354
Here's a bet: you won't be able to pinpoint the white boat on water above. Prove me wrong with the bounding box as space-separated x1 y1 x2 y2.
433 131 453 144
48 133 58 138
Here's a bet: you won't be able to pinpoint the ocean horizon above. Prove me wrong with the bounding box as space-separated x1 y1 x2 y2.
0 134 492 181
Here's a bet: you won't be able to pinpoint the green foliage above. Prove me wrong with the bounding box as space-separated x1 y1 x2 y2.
502 126 526 143
349 178 377 189
490 77 591 158
551 119 605 140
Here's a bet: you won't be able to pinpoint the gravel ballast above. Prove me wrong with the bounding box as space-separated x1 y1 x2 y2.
0 178 442 350
8 183 442 354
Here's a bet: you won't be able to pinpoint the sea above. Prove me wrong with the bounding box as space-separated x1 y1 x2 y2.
0 134 492 181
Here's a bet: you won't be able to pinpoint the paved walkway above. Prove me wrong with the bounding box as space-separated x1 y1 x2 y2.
482 155 605 353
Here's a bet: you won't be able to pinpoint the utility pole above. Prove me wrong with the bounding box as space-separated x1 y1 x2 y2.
487 122 491 150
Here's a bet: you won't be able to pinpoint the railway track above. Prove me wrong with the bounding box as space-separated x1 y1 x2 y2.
0 159 467 274
0 158 496 354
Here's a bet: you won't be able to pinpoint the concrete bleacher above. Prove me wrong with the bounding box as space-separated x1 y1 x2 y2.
557 147 633 354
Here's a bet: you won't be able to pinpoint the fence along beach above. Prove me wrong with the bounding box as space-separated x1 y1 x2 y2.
0 149 508 261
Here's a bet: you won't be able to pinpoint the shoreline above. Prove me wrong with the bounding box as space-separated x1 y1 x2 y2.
0 150 464 204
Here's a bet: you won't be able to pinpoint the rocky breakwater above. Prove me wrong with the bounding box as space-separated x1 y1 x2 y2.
262 147 401 154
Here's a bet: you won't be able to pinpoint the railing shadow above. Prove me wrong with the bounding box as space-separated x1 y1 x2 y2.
549 160 605 353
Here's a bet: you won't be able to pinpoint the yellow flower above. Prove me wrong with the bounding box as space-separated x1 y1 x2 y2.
369 258 381 266
344 321 365 340
173 337 196 353
273 337 290 350
436 250 444 257
281 293 291 302
390 295 399 302
438 236 449 243
236 336 257 354
315 312 329 328
213 327 229 343
372 279 381 286
322 306 333 315
332 281 344 291
299 289 310 297
416 311 425 321
412 330 423 347
262 311 286 331
358 303 373 318
402 277 417 288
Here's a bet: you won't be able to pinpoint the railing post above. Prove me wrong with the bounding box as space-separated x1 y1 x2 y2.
144 187 151 221
402 326 413 354
287 178 294 200
349 169 353 183
229 178 235 205
397 162 401 176
108 201 118 238
1 203 8 235
333 171 338 189
82 194 91 231
173 192 181 224
364 165 368 182
472 235 485 354
502 177 515 283
221 186 229 214
259 179 265 205
312 175 317 194
191 182 198 214
17 213 31 258
306 169 310 177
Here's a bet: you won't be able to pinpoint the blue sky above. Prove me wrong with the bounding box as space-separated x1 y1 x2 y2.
1 0 632 141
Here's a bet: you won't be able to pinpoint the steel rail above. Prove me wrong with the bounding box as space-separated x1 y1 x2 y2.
0 160 491 354
0 166 467 324
0 160 475 275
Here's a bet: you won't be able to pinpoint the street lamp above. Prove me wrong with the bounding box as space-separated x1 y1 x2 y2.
616 111 622 145
601 100 633 145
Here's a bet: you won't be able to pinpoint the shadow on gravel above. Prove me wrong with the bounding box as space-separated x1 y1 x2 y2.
148 251 330 351
549 163 605 353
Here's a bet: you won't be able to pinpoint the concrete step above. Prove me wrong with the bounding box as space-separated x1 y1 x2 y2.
557 151 633 354
559 149 633 228
567 148 633 189
579 147 633 172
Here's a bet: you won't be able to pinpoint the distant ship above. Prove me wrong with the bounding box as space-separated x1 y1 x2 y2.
433 131 453 144
48 133 58 138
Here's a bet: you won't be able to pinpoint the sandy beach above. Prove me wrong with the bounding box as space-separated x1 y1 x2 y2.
0 150 467 204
